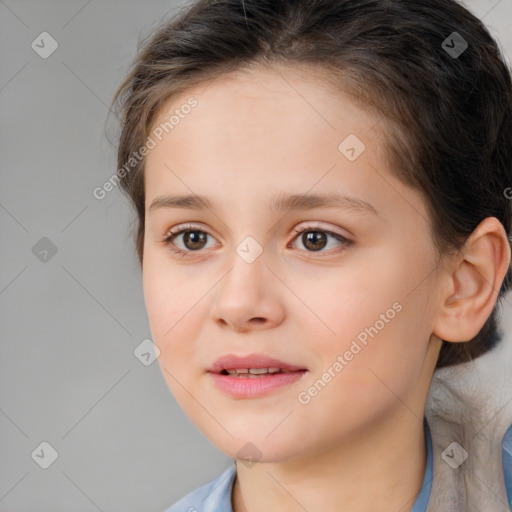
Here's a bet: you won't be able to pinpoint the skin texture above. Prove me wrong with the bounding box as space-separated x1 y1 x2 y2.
141 63 511 511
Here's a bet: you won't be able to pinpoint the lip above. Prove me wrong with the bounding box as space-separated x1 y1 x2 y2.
207 353 307 373
207 353 308 399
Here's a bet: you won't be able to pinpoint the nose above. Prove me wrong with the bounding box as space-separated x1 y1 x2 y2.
209 240 285 332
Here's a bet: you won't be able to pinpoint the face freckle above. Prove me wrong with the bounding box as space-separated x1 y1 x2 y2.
141 63 443 463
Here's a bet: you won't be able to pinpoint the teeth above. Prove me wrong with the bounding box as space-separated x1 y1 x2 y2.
249 367 278 374
225 367 283 376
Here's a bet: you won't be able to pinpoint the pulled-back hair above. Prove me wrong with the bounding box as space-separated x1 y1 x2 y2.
111 0 512 370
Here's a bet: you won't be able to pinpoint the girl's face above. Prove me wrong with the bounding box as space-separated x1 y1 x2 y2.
142 64 444 462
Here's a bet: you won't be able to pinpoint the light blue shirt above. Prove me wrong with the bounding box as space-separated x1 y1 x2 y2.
165 417 436 511
503 423 512 509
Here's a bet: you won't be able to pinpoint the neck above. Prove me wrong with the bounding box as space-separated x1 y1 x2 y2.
232 411 428 512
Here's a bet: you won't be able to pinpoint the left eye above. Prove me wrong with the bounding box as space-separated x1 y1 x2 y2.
290 226 353 253
162 224 353 257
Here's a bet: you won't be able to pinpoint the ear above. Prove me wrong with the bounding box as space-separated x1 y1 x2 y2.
432 217 511 342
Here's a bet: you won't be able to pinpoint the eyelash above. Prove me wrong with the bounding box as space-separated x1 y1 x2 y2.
162 223 354 258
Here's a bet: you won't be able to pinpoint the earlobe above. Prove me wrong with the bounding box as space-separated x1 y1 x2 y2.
432 217 511 343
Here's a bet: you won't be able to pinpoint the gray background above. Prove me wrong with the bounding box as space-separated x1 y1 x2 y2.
1 1 512 511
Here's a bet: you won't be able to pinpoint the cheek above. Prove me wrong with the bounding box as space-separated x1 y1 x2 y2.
142 258 199 364
297 256 427 394
289 260 401 347
143 270 205 410
291 304 423 453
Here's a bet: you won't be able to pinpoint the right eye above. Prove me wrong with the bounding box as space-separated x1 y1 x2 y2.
162 224 217 257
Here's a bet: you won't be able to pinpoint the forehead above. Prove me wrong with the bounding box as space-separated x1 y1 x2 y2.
146 63 382 172
150 62 376 132
143 63 429 229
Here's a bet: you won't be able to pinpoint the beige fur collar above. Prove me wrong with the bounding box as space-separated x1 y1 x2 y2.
425 294 512 511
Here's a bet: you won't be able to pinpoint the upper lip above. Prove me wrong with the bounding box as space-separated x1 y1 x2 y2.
208 353 307 373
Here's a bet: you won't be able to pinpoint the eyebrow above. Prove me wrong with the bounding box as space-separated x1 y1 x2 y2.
148 191 380 217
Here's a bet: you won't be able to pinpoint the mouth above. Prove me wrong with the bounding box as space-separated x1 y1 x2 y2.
207 353 308 398
208 353 308 374
218 367 301 377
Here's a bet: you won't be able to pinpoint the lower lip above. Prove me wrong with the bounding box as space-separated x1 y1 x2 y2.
208 370 308 398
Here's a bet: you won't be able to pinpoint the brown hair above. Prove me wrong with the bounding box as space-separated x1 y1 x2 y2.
111 0 512 370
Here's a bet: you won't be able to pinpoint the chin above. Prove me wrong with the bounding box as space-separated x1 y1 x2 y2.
206 430 303 464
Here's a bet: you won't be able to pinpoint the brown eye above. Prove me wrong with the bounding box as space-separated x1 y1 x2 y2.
301 231 328 251
177 230 208 251
290 225 353 254
163 224 217 256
